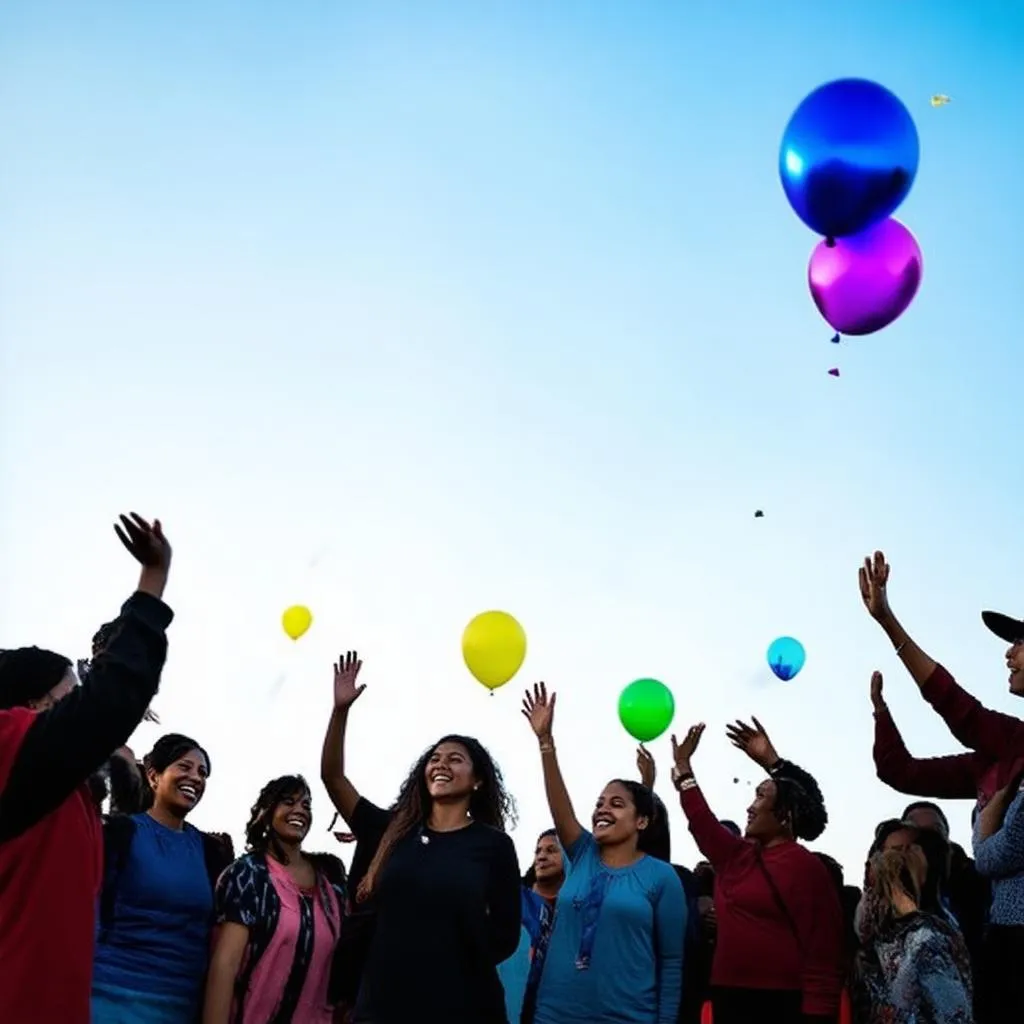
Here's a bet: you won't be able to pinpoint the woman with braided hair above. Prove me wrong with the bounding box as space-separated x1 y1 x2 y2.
671 718 844 1024
204 775 346 1024
320 651 521 1024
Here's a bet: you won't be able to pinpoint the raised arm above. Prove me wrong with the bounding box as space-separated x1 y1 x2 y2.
671 724 745 868
0 514 173 840
319 651 364 828
860 551 938 688
522 682 583 852
871 672 977 798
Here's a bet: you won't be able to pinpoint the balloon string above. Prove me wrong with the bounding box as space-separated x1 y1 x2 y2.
825 236 836 248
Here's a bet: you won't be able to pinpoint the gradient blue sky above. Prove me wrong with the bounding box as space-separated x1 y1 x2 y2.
2 1 1022 875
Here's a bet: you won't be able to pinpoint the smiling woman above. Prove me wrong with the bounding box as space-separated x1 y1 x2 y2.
203 775 347 1024
91 733 235 1024
319 650 522 1024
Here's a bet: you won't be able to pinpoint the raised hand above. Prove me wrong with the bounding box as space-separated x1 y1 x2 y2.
143 707 161 724
671 723 705 769
870 671 886 712
725 717 780 769
636 744 656 788
115 513 171 571
333 651 365 710
521 682 556 740
859 550 891 622
333 831 357 844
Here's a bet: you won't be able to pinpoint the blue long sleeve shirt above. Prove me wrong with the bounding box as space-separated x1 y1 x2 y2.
533 831 686 1024
973 787 1024 925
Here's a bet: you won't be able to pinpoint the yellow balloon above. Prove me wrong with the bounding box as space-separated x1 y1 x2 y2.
282 605 313 641
461 611 526 691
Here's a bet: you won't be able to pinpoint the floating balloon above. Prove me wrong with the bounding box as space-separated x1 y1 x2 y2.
462 611 526 692
780 78 920 238
808 218 922 336
282 605 313 641
618 678 675 743
767 637 805 681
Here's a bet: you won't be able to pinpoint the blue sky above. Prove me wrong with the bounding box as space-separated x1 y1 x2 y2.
2 1 1022 876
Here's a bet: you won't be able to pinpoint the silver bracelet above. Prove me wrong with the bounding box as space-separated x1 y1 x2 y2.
679 777 698 792
895 641 907 656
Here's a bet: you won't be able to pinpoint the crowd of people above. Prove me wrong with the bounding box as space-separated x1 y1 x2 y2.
1 516 1022 1024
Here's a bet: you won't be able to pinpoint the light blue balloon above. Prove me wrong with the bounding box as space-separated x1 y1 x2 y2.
767 636 806 681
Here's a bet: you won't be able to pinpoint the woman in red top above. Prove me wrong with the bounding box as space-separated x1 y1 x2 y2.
670 719 844 1024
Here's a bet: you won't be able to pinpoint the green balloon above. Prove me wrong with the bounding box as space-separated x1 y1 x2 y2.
618 678 675 742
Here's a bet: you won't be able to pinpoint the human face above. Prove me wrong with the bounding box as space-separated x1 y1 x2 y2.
1007 641 1024 696
881 827 917 853
745 780 787 842
28 668 77 713
270 789 312 845
533 833 563 883
424 741 477 800
149 748 208 818
591 781 647 847
904 806 947 838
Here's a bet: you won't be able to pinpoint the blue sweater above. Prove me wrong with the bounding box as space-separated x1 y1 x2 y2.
533 831 685 1024
974 787 1024 925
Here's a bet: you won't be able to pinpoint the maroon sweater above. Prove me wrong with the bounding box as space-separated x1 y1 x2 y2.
874 663 1024 807
680 783 844 1016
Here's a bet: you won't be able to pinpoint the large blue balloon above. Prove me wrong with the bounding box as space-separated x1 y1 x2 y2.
767 636 806 681
780 79 919 239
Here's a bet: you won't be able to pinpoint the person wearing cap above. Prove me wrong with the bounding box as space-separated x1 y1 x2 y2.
861 549 1024 1022
0 513 174 1024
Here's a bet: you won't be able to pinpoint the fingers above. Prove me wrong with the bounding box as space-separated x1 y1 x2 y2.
751 715 767 735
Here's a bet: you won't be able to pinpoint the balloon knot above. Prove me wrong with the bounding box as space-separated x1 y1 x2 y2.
825 236 836 248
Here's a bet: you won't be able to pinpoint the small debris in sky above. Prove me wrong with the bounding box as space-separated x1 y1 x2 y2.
733 777 739 784
754 509 764 519
930 94 951 108
830 333 840 344
828 368 840 377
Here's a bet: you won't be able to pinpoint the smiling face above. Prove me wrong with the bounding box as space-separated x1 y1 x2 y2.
533 833 564 883
424 741 477 801
745 779 789 842
591 781 648 847
149 748 208 819
1007 641 1024 696
270 788 312 845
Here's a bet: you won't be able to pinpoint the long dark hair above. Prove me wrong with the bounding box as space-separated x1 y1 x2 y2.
140 733 210 812
245 774 310 866
357 734 515 902
604 779 667 860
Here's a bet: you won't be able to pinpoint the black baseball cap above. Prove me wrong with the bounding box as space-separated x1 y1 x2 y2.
982 611 1024 644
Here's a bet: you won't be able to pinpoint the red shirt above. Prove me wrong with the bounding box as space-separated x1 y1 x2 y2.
680 783 844 1016
0 707 103 1024
874 663 1024 807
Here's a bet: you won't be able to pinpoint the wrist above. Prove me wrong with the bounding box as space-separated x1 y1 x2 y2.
538 734 555 753
137 567 168 600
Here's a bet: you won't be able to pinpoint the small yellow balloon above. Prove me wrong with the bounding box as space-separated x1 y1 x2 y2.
461 611 527 692
282 605 313 641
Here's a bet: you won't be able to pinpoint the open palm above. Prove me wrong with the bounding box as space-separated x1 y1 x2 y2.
521 682 556 738
333 651 364 709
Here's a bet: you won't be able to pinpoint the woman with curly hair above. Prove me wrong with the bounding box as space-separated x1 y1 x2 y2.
203 775 347 1024
519 683 686 1024
320 651 521 1024
670 719 844 1024
92 733 233 1024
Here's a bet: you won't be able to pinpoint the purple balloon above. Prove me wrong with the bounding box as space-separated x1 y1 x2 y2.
807 218 923 336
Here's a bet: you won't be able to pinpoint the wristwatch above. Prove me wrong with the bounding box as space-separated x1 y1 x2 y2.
671 765 694 789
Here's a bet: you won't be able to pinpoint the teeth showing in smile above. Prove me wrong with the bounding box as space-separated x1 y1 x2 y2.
178 784 198 800
431 774 453 784
594 818 613 830
285 817 306 829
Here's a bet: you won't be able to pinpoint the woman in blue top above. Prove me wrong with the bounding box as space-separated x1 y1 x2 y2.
521 682 686 1024
92 733 232 1024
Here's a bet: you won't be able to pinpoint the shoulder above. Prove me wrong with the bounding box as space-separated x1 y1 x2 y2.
218 853 266 890
643 856 685 890
472 822 517 852
307 852 347 888
0 708 35 787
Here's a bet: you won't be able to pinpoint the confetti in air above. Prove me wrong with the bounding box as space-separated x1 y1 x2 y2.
830 333 841 344
828 368 840 377
930 94 951 107
754 510 764 518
